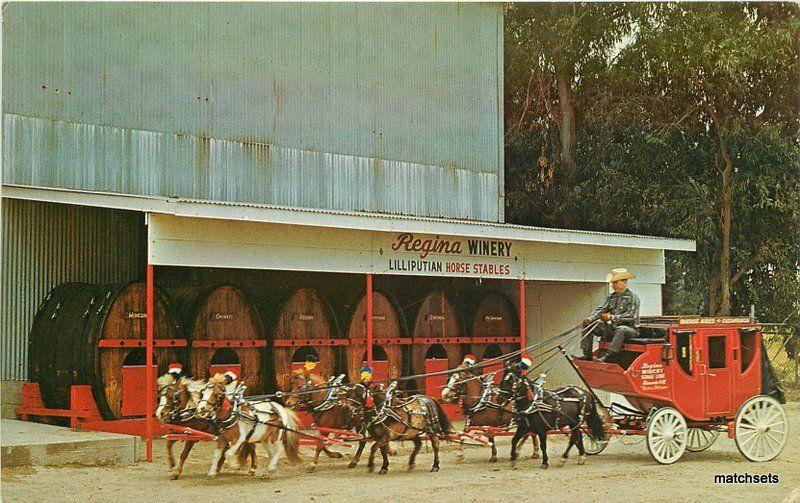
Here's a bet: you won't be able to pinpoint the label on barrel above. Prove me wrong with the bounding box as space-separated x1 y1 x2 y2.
484 315 503 321
126 311 147 319
213 313 234 320
426 314 446 321
297 314 314 321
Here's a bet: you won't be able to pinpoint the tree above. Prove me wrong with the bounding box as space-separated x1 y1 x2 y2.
505 3 633 182
614 3 799 315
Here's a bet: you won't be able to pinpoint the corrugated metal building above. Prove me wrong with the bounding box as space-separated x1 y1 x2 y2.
3 2 504 221
1 3 693 417
0 199 145 404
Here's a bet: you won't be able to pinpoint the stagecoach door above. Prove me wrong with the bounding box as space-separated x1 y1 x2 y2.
700 332 733 416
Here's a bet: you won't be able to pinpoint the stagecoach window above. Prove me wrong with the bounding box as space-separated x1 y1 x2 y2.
739 330 757 373
708 336 727 369
675 332 693 376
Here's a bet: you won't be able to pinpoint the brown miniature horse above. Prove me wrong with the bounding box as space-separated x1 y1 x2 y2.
155 374 256 479
286 373 375 472
196 375 302 478
441 365 540 462
366 381 451 474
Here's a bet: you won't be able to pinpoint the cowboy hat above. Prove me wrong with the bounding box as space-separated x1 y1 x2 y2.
606 268 635 283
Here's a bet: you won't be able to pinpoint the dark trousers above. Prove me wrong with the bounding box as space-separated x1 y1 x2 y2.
581 322 638 356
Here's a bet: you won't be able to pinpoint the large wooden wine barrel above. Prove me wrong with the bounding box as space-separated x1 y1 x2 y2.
469 291 520 379
410 291 466 394
28 282 183 419
273 288 339 390
167 285 266 393
346 291 408 382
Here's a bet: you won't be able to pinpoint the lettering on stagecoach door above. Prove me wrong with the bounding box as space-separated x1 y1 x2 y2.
383 232 517 277
641 362 668 390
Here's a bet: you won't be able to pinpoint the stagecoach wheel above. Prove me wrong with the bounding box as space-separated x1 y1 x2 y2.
584 435 609 455
734 395 788 462
685 428 719 452
646 407 687 465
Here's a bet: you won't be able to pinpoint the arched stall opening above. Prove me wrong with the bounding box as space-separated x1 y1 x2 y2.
469 290 520 384
346 290 408 382
209 347 241 378
410 291 465 395
273 288 340 390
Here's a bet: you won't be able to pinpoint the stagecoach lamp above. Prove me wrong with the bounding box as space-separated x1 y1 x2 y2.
662 345 675 361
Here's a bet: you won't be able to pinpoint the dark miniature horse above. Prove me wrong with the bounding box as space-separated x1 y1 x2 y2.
366 381 452 474
285 373 374 472
441 364 540 462
500 368 605 469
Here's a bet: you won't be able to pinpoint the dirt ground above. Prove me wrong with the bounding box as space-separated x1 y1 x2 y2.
3 404 800 503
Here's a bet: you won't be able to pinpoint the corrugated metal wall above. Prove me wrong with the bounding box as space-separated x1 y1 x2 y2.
2 3 504 222
0 199 145 380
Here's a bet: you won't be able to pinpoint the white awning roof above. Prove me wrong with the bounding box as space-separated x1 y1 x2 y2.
3 184 695 252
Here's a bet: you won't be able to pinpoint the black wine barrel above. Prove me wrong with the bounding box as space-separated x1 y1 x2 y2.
28 282 183 419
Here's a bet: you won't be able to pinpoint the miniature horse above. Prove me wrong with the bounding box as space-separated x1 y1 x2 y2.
500 368 605 469
155 374 256 479
366 381 451 474
196 374 302 478
441 365 540 462
286 373 371 472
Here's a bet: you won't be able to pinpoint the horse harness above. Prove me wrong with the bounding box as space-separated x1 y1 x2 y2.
515 375 589 432
370 383 443 438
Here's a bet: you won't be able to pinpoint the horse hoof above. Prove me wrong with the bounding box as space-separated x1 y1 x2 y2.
488 457 497 463
379 468 388 475
430 466 439 473
407 463 415 472
531 452 540 459
169 472 180 480
556 458 566 467
578 456 585 466
540 464 548 470
368 465 375 473
207 472 217 478
347 461 358 469
306 464 317 473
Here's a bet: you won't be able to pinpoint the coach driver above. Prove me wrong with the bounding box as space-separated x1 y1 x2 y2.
579 268 640 363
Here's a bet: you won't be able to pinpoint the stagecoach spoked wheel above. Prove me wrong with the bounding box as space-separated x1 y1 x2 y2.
646 407 688 465
734 395 788 462
584 435 609 455
685 428 719 452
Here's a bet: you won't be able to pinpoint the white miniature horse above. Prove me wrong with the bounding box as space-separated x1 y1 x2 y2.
195 374 301 478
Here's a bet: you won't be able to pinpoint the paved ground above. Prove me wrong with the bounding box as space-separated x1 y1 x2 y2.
3 404 799 502
1 419 139 467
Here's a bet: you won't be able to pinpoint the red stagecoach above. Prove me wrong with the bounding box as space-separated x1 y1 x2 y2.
572 316 788 464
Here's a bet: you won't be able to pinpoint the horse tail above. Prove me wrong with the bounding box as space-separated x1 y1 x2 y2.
274 403 302 464
431 399 453 436
585 395 606 441
236 442 252 467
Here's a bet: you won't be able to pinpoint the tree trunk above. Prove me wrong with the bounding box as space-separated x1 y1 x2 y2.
709 167 734 316
556 71 577 181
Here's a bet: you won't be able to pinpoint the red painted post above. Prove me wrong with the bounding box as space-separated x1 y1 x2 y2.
519 279 526 350
145 264 154 462
366 274 374 366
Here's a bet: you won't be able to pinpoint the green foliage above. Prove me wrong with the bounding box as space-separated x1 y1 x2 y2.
505 2 800 321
